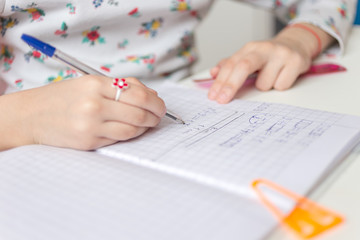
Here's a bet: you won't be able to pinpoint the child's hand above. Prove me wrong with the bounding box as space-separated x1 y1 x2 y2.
208 39 312 104
2 76 166 150
207 23 334 104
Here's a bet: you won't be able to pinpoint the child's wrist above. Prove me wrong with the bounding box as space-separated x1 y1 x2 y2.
286 23 322 58
274 24 320 60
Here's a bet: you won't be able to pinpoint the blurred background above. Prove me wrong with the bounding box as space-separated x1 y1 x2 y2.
193 0 360 73
192 1 274 73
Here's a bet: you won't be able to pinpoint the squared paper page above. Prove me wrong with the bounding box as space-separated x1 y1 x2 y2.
99 86 360 199
0 145 276 240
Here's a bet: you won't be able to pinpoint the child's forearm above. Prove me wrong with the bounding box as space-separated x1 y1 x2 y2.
0 92 34 150
273 23 335 59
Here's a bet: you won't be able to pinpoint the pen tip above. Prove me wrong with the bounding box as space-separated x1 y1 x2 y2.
177 119 186 124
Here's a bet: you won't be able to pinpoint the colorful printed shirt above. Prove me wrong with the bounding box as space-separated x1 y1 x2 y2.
0 0 357 93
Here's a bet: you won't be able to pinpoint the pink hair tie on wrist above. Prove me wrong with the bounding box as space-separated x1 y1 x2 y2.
288 23 322 58
112 78 129 101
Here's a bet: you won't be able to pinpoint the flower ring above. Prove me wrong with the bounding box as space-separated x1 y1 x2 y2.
112 78 129 101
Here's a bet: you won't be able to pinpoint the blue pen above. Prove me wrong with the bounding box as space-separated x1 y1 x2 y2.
21 34 185 124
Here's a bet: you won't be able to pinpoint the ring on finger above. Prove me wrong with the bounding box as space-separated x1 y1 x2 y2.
112 78 129 101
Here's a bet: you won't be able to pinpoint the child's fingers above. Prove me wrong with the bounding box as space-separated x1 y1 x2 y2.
213 65 249 104
273 53 308 90
114 84 166 118
208 64 234 100
118 77 147 88
85 137 117 150
210 57 231 79
209 53 265 104
63 136 116 151
102 99 162 127
125 77 158 94
255 62 283 91
100 77 166 118
98 76 158 98
98 121 148 141
210 66 220 79
273 64 302 90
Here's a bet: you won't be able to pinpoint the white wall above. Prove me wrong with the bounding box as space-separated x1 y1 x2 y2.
192 0 275 73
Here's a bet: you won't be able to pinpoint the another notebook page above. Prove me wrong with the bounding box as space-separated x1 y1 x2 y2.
99 86 360 199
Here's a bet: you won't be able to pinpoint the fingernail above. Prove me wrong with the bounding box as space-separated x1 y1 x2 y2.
217 87 232 103
210 66 219 72
217 92 229 103
208 89 218 100
210 67 219 77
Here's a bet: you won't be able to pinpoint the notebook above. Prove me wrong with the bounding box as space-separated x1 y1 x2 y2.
1 84 360 240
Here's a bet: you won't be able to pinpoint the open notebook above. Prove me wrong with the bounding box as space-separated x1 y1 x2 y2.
1 85 360 240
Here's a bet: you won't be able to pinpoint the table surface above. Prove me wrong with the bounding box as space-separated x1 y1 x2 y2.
184 26 360 240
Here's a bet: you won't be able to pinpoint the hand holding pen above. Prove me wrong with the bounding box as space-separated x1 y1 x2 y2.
21 34 185 124
13 34 182 151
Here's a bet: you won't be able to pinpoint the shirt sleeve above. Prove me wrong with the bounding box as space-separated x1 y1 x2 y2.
274 0 358 55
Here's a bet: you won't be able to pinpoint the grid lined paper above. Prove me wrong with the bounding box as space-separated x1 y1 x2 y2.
99 86 360 198
0 145 276 240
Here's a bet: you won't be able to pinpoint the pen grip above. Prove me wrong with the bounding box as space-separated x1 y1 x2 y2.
54 50 184 124
53 50 104 76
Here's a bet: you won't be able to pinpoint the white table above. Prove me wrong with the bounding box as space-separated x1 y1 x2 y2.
184 26 360 240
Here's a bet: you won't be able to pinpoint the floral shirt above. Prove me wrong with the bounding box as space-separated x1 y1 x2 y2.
0 0 357 93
